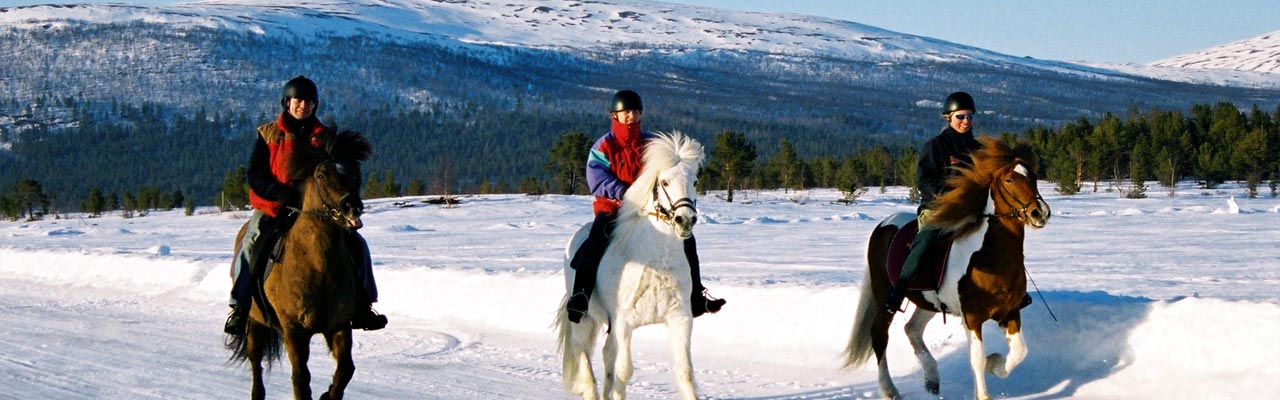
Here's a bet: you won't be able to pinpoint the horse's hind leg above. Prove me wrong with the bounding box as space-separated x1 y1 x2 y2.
986 317 1026 379
871 311 899 399
321 329 355 400
665 316 697 400
905 309 940 395
602 323 634 400
282 328 314 400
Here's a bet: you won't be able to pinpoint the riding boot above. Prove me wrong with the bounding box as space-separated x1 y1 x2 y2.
684 235 725 317
566 212 616 323
348 232 388 331
885 227 943 314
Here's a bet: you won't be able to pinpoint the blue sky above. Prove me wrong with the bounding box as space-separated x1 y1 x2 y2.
662 0 1278 64
1 0 1274 64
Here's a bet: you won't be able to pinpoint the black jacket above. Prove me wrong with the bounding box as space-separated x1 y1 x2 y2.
916 127 981 212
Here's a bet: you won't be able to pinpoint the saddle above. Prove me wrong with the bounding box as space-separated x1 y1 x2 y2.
885 219 953 291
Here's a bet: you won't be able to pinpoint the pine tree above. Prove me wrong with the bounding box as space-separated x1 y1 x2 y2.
706 131 756 203
84 188 106 217
546 132 590 195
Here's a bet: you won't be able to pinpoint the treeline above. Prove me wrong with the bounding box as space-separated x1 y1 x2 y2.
543 101 1280 202
2 101 1276 221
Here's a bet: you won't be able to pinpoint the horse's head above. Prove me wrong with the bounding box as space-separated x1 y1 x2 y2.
287 130 371 231
975 137 1051 228
929 137 1051 233
652 162 700 238
620 131 705 239
306 160 365 230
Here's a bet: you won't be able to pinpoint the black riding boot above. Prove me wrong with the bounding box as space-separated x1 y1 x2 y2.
566 212 617 323
885 227 944 314
685 236 725 317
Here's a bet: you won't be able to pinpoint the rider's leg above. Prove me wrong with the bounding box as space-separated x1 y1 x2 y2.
348 232 387 330
885 211 939 314
566 212 617 323
684 235 725 317
225 211 273 335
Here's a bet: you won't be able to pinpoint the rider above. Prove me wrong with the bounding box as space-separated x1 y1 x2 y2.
224 75 387 335
565 89 726 323
885 91 1032 313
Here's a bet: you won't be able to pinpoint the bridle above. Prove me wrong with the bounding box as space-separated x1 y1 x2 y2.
648 181 697 228
985 164 1050 224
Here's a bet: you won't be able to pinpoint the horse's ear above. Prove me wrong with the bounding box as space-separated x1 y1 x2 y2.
330 130 372 162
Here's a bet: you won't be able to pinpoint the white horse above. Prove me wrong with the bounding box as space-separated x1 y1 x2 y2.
556 131 705 400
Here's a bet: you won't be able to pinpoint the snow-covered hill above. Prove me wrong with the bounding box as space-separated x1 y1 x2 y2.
0 0 1272 88
1151 30 1280 74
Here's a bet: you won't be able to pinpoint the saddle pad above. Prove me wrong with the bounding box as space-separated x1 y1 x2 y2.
885 219 951 291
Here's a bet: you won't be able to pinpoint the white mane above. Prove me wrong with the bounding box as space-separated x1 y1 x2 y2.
617 131 705 220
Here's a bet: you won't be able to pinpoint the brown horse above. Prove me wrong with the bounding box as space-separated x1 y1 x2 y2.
225 131 371 400
843 136 1050 400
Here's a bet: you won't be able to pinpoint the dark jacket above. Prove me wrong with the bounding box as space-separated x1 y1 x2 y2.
916 126 981 213
246 113 333 217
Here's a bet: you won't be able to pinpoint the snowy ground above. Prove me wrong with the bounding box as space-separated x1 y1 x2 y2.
1 182 1278 399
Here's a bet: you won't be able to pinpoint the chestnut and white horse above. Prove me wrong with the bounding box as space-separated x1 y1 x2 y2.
843 137 1051 400
556 131 705 400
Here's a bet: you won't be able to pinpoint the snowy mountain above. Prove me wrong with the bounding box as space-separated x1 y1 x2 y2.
1151 30 1280 74
2 0 1279 204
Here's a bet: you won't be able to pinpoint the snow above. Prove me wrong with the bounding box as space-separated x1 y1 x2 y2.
1 182 1277 399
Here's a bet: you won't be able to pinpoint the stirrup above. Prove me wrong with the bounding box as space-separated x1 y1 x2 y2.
692 289 726 317
566 291 590 323
224 306 248 336
351 307 388 331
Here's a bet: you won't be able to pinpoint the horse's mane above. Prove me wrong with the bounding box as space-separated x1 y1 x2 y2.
617 131 705 221
286 129 373 183
926 136 1040 236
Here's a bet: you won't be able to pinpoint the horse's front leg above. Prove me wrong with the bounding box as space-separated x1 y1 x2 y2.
666 315 697 400
320 329 355 400
964 318 992 400
602 323 634 400
904 308 939 395
282 328 314 400
986 316 1026 378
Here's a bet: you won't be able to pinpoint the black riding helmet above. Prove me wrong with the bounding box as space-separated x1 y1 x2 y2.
942 91 975 115
281 75 319 110
610 90 643 113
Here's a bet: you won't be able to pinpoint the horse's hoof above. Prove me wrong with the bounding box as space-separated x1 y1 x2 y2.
926 380 940 395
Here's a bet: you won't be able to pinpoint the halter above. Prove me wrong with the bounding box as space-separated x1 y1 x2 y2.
985 166 1050 224
648 183 697 228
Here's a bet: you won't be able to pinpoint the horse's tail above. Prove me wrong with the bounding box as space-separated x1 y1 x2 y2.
224 324 282 367
554 293 601 393
842 264 879 370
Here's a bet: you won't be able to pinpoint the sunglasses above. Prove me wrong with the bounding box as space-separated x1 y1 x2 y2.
953 114 974 121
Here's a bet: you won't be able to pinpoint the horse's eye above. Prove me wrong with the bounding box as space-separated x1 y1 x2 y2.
661 180 669 187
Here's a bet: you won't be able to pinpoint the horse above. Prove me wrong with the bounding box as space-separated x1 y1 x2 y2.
225 130 372 400
556 131 706 400
842 136 1051 400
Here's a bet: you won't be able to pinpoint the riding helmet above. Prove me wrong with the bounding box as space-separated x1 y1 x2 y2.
942 91 975 115
610 90 643 113
281 75 319 109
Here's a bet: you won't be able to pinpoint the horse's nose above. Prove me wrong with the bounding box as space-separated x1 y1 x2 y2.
674 215 686 226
